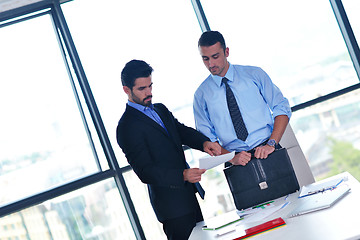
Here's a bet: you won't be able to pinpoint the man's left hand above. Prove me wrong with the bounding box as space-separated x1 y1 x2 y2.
203 141 221 156
254 145 275 159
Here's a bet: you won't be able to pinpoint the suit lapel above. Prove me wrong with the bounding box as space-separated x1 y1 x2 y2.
126 104 184 154
154 104 183 153
126 105 170 138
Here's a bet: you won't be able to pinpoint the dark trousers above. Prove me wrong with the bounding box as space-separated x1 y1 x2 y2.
162 200 203 240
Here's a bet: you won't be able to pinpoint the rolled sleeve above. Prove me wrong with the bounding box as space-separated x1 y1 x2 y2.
272 98 292 119
257 68 292 120
193 91 218 142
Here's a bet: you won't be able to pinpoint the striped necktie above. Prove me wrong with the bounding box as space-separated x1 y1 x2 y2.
222 77 248 141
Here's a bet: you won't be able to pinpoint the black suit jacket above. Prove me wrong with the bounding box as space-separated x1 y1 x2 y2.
116 103 209 222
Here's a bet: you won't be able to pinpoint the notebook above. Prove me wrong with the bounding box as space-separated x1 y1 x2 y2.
288 185 350 218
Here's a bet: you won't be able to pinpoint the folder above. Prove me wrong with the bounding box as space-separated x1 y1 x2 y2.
233 217 286 239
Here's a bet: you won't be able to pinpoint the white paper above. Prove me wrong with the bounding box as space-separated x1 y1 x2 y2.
238 203 286 224
204 210 242 229
199 151 235 170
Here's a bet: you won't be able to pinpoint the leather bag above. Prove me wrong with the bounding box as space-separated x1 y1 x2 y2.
223 148 300 210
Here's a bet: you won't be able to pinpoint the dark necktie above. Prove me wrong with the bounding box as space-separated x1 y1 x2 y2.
222 77 248 141
195 182 205 199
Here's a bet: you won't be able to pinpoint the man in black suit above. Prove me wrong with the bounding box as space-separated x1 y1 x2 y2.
116 60 221 240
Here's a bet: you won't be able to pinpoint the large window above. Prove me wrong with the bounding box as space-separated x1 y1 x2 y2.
200 0 360 181
201 0 358 106
0 13 103 207
291 89 360 180
0 179 136 240
0 10 131 239
61 0 208 167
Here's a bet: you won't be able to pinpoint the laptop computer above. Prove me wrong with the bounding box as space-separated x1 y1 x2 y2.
288 185 351 218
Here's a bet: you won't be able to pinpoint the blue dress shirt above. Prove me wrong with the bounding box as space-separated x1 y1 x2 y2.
127 101 167 131
193 63 292 152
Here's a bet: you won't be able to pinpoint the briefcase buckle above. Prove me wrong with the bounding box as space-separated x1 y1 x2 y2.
259 181 268 190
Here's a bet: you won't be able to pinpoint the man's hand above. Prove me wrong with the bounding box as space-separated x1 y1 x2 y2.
183 168 206 183
254 145 275 159
229 151 251 166
203 141 221 156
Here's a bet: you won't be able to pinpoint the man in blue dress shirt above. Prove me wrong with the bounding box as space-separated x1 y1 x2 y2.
193 31 292 166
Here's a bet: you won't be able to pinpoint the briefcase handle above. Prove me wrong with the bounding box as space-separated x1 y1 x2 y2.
248 148 286 190
247 146 284 158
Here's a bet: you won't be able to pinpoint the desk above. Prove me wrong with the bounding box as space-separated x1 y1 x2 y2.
190 172 360 240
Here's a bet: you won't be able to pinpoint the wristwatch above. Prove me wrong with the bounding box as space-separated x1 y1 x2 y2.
267 139 277 148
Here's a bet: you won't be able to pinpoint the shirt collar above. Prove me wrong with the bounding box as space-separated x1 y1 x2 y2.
211 62 235 87
127 100 154 112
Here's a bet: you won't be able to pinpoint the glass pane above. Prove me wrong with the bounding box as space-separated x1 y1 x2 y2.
342 0 360 45
0 179 136 240
123 166 235 238
0 0 43 13
123 171 166 240
0 15 99 206
61 0 207 167
290 89 360 181
201 0 359 106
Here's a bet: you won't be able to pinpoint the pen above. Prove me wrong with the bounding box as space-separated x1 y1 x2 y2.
216 229 236 237
252 200 274 209
202 224 231 231
201 218 243 230
307 180 344 196
202 226 218 231
300 178 345 198
335 178 344 187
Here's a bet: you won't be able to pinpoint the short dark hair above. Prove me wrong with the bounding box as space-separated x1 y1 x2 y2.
121 59 154 89
198 31 226 52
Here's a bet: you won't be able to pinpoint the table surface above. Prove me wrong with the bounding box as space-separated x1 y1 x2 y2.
189 172 360 240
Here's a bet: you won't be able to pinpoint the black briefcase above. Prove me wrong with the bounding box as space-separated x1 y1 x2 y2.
223 148 299 210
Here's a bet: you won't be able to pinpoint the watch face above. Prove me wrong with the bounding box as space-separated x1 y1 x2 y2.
267 139 276 147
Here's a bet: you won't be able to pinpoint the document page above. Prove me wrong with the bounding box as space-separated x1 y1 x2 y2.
203 210 242 229
199 151 235 170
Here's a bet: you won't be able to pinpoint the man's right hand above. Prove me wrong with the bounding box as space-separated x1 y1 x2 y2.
229 151 251 166
183 168 206 183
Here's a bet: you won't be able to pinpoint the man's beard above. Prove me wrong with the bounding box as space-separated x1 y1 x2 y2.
132 92 152 107
143 96 152 106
